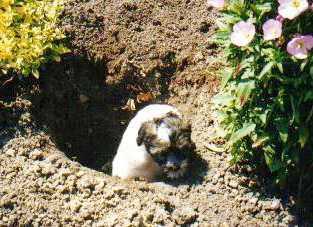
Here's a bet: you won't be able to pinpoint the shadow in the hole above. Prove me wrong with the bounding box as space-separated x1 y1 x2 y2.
0 75 37 147
29 53 181 173
30 55 136 171
1 53 209 186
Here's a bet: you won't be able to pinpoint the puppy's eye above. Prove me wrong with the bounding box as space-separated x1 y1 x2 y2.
147 144 157 154
153 154 167 165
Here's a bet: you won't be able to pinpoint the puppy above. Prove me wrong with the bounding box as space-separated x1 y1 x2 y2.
112 104 195 181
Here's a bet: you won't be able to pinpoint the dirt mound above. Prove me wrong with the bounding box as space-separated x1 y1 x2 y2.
0 0 307 226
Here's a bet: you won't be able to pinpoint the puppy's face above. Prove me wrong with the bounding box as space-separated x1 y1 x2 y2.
136 112 195 179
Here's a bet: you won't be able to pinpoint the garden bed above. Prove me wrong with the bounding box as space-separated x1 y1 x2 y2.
0 0 310 226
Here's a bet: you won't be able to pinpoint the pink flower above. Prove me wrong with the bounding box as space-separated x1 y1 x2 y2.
207 0 225 9
278 0 309 19
263 19 283 41
287 35 313 59
275 14 285 23
230 21 256 47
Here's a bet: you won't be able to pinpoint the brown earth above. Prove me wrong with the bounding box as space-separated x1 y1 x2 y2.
0 0 309 226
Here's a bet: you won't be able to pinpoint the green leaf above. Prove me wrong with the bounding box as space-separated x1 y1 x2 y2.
258 62 274 79
54 44 71 54
229 123 256 145
304 91 313 101
236 80 255 106
300 59 308 71
212 94 235 106
310 66 313 78
274 118 289 143
290 95 300 124
264 145 283 172
220 68 233 89
258 110 269 125
22 67 31 76
255 3 272 15
276 63 283 73
241 68 254 79
32 69 40 79
298 126 309 148
252 135 269 148
51 55 61 62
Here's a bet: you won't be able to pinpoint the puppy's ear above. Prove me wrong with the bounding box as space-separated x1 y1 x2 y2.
164 111 180 119
153 111 180 125
175 120 195 150
181 119 192 132
137 121 155 146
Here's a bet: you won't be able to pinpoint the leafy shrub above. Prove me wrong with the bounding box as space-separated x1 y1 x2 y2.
0 0 68 78
211 0 313 185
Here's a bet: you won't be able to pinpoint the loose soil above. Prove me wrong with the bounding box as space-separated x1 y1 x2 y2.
0 0 311 226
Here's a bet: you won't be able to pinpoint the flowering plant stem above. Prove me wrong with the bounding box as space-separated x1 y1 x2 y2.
212 0 313 196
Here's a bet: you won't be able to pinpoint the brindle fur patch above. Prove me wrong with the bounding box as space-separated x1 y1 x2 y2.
137 111 195 158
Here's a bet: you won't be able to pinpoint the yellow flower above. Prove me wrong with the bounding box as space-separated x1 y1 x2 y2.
0 0 67 76
0 0 13 8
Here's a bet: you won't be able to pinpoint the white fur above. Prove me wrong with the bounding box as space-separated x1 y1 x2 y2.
112 104 181 181
157 123 172 142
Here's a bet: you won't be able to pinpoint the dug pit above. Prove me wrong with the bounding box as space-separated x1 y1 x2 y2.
29 55 208 180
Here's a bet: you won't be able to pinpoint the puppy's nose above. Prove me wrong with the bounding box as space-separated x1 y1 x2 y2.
166 164 180 171
165 154 182 170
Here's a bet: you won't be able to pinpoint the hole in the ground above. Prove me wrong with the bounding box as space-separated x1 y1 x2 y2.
29 55 175 174
0 53 209 185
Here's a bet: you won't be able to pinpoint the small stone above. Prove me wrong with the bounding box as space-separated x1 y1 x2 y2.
29 149 43 160
40 162 56 175
76 171 85 177
6 149 16 157
270 199 281 211
95 180 107 192
214 172 221 179
59 168 72 177
248 180 257 188
245 202 259 214
208 187 216 194
78 177 94 189
79 94 89 104
29 164 41 173
56 184 68 193
173 207 198 225
283 214 297 225
239 176 249 186
69 199 81 212
17 147 26 156
231 189 238 196
80 205 93 219
246 166 253 173
221 222 230 227
248 197 258 205
228 180 238 189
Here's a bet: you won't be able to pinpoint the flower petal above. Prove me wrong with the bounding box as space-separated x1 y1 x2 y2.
262 19 282 41
230 21 255 47
303 35 313 50
207 0 225 9
287 37 309 59
278 0 308 19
